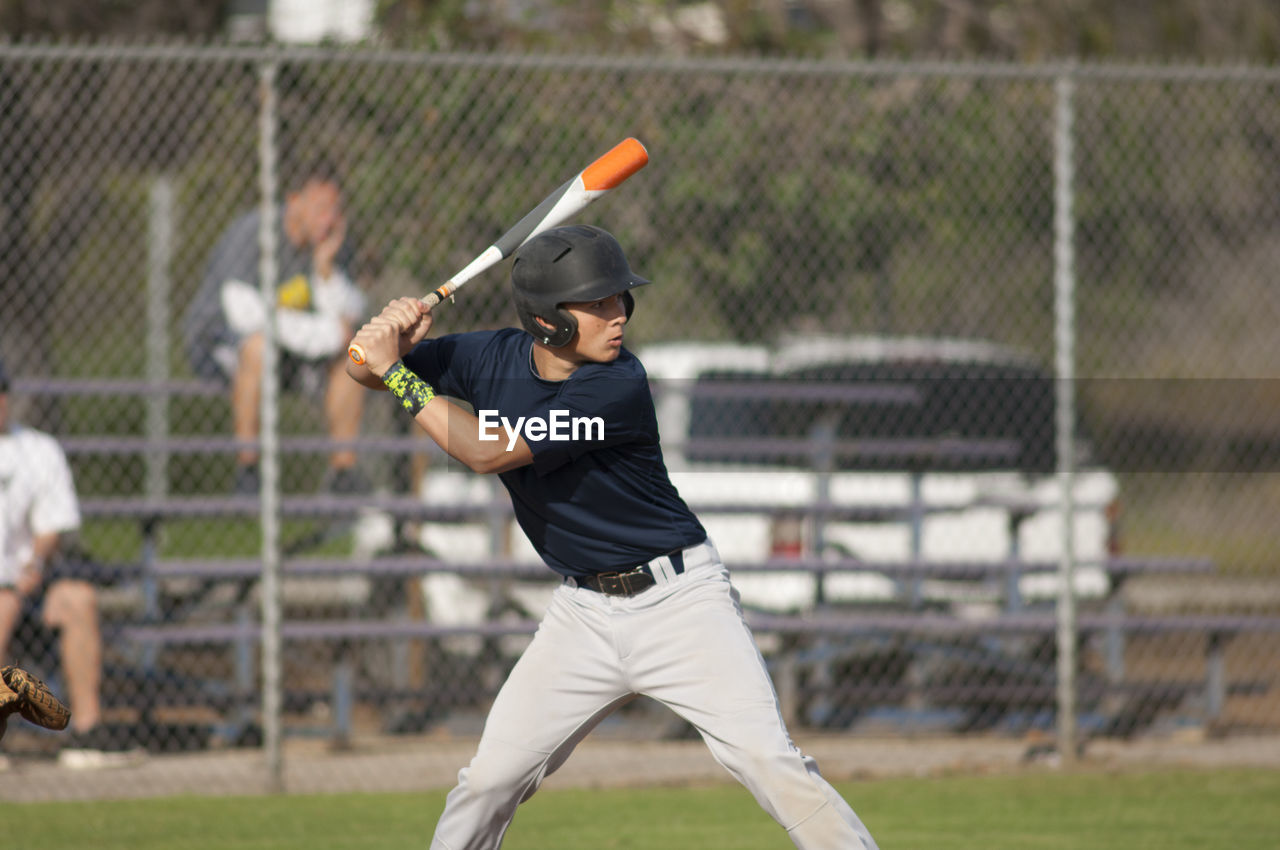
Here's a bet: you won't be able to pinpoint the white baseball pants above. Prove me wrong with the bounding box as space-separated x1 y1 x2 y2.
429 540 878 850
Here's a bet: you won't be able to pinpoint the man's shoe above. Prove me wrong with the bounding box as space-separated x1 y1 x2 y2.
323 466 371 496
57 726 146 770
233 463 260 496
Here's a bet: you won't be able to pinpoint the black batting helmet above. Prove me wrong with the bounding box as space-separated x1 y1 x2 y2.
511 225 649 347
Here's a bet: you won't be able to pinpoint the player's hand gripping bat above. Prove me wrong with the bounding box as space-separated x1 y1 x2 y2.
347 137 650 366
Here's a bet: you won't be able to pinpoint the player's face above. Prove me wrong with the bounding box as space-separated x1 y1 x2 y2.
563 294 628 363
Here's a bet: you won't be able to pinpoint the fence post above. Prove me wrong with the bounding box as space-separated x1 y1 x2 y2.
1053 71 1080 765
146 175 174 503
257 58 285 793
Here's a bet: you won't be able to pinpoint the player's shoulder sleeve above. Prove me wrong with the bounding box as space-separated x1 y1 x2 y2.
529 349 656 476
21 429 81 536
564 348 654 422
403 328 512 401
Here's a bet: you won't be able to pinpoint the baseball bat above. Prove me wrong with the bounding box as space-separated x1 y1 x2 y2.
348 137 650 366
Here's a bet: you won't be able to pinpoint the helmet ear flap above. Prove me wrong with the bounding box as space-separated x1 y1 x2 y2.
523 308 578 348
546 307 578 347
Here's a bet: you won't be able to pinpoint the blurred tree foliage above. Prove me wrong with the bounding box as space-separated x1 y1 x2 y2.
24 52 1276 359
369 1 1280 63
2 1 1278 64
0 0 227 37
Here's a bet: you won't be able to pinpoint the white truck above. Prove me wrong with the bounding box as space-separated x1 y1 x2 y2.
640 334 1121 616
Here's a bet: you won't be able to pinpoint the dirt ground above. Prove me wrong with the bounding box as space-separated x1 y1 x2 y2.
3 726 1279 804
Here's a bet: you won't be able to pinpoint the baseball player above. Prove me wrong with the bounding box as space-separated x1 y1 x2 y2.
347 225 878 849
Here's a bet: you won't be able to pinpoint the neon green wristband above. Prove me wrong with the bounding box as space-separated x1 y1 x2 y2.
381 361 436 417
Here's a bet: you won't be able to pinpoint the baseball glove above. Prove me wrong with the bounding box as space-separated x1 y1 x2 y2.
0 665 71 742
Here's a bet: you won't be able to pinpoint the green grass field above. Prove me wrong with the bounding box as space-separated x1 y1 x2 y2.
7 768 1279 849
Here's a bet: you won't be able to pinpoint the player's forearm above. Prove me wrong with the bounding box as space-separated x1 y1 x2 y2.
414 399 532 474
376 358 532 473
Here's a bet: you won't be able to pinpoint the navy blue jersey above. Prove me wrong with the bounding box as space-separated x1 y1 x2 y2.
403 328 706 577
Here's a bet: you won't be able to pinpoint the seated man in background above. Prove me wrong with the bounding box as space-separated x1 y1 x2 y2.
0 357 137 769
183 157 369 495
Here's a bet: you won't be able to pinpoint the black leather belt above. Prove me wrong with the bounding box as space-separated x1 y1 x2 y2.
575 549 687 597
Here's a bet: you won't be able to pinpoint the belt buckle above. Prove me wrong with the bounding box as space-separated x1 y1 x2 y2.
598 566 652 596
597 573 626 595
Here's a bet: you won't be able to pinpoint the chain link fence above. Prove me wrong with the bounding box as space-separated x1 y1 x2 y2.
1 48 1277 790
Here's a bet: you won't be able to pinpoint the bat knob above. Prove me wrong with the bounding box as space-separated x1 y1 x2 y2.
347 344 367 366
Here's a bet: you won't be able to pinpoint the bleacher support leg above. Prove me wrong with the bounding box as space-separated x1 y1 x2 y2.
332 659 354 749
1206 631 1226 722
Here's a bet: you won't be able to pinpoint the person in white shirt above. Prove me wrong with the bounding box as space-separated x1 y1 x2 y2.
183 158 369 495
0 358 130 767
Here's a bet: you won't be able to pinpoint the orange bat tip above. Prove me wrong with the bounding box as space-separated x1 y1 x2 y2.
581 137 649 192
